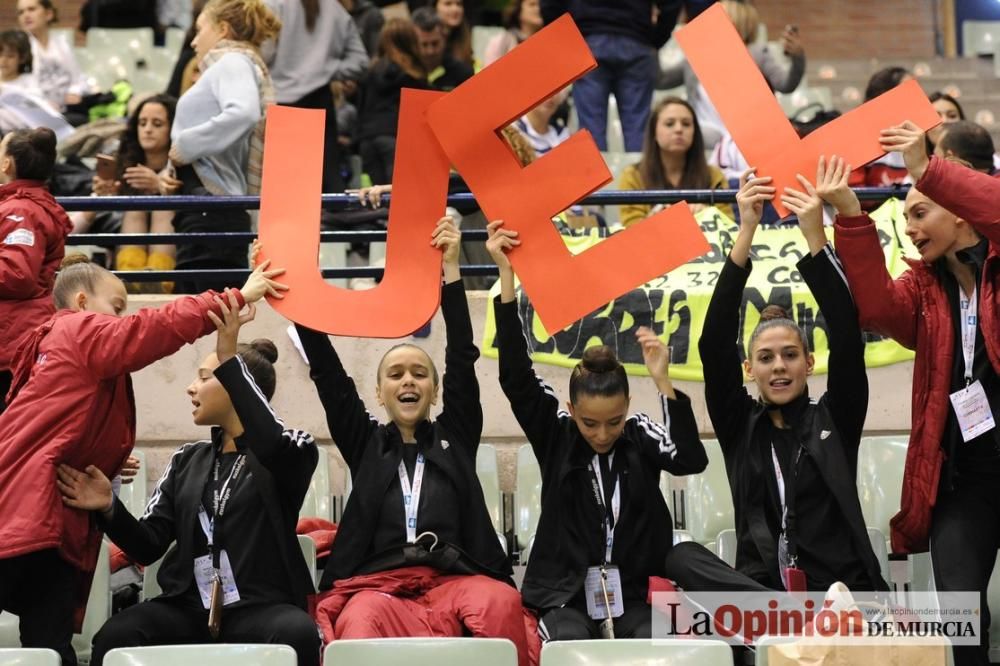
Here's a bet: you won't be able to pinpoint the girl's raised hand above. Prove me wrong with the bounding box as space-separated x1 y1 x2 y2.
57 464 113 513
814 155 861 217
781 175 826 255
735 168 776 229
636 326 675 398
432 215 462 266
240 258 289 303
485 219 520 271
879 121 929 181
119 455 141 485
208 288 255 364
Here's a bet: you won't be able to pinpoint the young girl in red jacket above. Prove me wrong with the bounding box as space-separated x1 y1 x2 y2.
822 126 1000 666
0 252 286 665
0 126 72 414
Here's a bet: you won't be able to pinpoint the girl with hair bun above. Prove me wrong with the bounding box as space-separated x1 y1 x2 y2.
58 292 321 666
488 220 777 641
0 250 286 664
0 126 71 415
698 168 887 593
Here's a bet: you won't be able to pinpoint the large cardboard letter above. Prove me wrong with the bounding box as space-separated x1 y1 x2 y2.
427 15 710 334
675 4 940 216
257 92 450 337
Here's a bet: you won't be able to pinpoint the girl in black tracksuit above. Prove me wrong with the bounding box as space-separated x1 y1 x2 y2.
295 218 531 664
698 171 887 593
57 293 320 666
487 220 774 641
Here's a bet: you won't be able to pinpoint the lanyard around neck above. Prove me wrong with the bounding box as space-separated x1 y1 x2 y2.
398 452 426 544
590 454 620 564
960 285 979 385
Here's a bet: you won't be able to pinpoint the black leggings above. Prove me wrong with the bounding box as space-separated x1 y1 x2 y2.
0 549 78 665
931 473 1000 666
286 84 344 194
91 596 320 666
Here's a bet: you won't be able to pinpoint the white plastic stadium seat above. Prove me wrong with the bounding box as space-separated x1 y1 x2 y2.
0 649 61 666
540 639 733 666
514 444 542 560
325 637 516 666
103 644 297 666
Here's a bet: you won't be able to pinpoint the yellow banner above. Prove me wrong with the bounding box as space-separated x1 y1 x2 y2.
481 202 917 381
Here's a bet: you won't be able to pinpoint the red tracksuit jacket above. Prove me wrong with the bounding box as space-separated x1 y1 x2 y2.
0 179 72 371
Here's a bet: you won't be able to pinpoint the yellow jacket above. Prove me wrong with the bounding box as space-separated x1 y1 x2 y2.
617 164 733 226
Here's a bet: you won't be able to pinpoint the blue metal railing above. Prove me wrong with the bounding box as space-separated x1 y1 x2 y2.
59 187 909 282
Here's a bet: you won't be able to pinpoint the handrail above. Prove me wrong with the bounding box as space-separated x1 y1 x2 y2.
55 186 909 212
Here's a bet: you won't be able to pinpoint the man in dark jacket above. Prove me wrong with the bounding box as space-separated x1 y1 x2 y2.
412 7 473 92
541 0 682 151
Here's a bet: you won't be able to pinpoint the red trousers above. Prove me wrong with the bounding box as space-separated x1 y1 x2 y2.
316 567 539 666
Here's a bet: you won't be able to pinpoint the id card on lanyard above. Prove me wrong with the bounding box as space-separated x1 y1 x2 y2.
398 452 426 543
772 445 806 592
585 454 624 620
194 454 246 609
950 286 997 442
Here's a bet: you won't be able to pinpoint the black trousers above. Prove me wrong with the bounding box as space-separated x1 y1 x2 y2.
0 369 11 415
0 549 79 665
287 84 345 194
538 599 654 641
663 541 774 593
91 596 321 666
931 473 1000 666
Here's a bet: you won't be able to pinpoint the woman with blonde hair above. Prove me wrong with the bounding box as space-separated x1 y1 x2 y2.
168 0 282 294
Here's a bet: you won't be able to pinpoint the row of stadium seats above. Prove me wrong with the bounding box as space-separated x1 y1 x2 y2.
8 634 950 666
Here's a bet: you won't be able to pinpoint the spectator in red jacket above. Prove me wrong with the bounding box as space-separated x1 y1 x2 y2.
825 126 1000 666
0 253 287 665
0 126 71 414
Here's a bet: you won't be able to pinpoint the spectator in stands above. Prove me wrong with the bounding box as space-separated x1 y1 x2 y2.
541 0 681 152
927 91 964 151
168 0 281 294
17 0 91 116
299 219 537 666
0 30 41 95
855 66 911 187
357 18 428 186
618 97 732 226
487 221 703 638
698 168 888 593
411 7 472 91
339 0 385 56
935 120 996 176
158 0 195 32
0 127 71 416
109 94 183 292
0 255 286 666
430 0 474 67
514 89 570 157
484 0 542 65
662 0 806 151
832 124 1000 666
265 0 369 195
166 0 205 99
59 292 320 666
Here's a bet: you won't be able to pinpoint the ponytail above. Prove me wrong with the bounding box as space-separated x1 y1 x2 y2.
53 255 114 309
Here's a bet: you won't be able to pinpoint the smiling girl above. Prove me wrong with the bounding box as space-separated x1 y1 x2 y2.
698 168 887 593
295 217 534 665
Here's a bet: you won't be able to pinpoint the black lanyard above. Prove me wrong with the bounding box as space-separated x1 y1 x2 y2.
207 452 247 569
